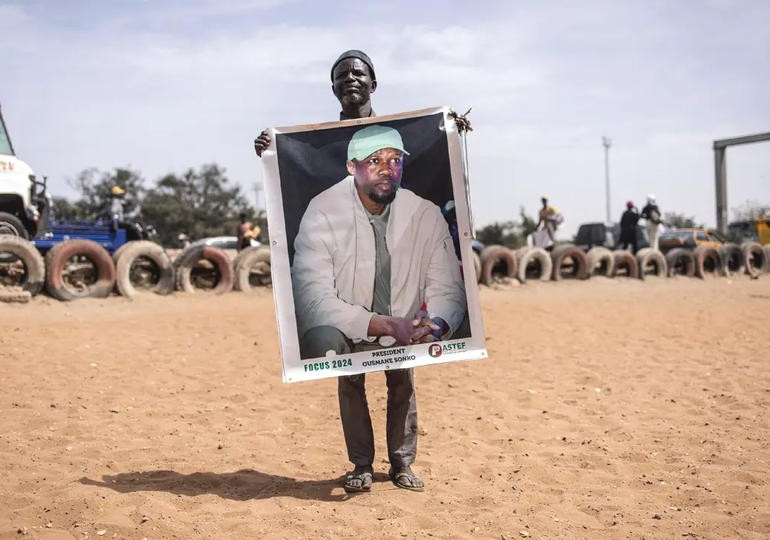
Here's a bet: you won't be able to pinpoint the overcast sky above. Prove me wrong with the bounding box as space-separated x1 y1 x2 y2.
2 0 768 235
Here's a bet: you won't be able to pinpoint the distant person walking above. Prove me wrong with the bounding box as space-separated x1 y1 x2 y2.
640 195 662 251
534 196 563 251
618 201 640 253
236 213 255 252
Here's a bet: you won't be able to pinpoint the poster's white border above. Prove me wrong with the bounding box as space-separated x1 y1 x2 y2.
261 106 488 383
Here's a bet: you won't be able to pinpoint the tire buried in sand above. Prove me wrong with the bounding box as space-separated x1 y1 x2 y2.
175 244 234 294
471 251 482 284
45 239 116 301
0 236 45 296
763 245 770 273
693 246 722 279
587 247 614 277
612 250 639 279
516 247 552 284
665 248 696 278
636 248 668 279
479 245 517 286
719 243 745 276
550 244 590 281
233 246 272 292
115 241 175 298
741 242 767 276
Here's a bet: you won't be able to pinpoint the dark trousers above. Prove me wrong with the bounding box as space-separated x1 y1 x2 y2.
618 235 637 254
300 326 417 468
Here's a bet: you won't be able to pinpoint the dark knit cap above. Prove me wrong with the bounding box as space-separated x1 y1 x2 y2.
330 50 376 82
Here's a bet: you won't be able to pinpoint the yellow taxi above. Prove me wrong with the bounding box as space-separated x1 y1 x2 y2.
658 228 724 253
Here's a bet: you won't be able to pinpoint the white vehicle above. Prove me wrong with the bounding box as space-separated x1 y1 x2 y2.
0 102 51 239
191 235 261 250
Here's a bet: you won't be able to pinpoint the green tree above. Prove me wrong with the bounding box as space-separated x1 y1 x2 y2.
66 167 145 220
141 163 253 246
663 212 702 229
732 200 770 221
50 196 82 220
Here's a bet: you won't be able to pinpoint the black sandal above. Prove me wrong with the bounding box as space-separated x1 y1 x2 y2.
388 466 425 492
344 467 373 493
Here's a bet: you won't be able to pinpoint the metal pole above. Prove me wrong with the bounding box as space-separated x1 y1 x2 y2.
714 148 727 235
602 136 612 223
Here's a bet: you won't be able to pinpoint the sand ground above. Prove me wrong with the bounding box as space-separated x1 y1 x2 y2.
1 275 769 540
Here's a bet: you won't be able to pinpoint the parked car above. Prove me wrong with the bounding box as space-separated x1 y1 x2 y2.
658 229 724 253
574 222 649 252
191 236 260 250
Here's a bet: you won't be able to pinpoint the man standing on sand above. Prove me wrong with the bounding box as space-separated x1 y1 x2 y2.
236 212 255 252
255 50 466 494
618 201 640 253
640 195 662 251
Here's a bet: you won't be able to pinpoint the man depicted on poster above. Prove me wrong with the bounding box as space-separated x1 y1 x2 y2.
255 50 468 495
291 124 467 356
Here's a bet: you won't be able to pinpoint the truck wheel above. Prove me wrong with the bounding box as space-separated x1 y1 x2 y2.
741 242 767 276
115 241 175 297
516 247 552 284
665 248 695 277
693 246 722 279
719 243 745 276
233 246 271 292
0 236 45 296
479 245 517 286
551 244 590 281
0 212 29 240
612 250 639 279
636 248 667 279
175 244 233 294
587 247 614 277
45 239 116 301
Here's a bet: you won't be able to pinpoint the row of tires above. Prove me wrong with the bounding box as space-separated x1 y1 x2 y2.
0 236 272 302
472 242 770 285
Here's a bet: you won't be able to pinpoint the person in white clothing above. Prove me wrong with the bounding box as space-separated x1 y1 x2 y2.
641 194 662 251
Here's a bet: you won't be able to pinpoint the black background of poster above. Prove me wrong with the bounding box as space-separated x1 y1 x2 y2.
275 112 454 266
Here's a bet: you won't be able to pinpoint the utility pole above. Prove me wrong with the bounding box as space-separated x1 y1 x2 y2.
602 136 612 223
253 181 264 211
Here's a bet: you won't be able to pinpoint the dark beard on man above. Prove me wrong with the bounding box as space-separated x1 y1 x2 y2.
369 191 397 205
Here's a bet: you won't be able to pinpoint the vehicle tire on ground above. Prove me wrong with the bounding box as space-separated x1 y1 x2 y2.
233 246 272 292
45 239 116 301
665 248 696 278
587 247 614 277
175 244 234 294
0 211 29 240
111 242 133 266
636 248 668 279
516 247 552 284
741 242 767 276
550 244 590 281
471 250 482 284
115 241 175 298
479 245 517 286
763 245 770 273
719 243 745 276
612 250 640 279
693 245 722 279
0 235 45 296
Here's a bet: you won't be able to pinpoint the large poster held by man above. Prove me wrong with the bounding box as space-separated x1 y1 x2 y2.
261 106 487 383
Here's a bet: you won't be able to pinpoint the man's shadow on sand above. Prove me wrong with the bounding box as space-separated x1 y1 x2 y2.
79 469 391 502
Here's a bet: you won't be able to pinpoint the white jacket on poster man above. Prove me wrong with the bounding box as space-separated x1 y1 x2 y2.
291 175 467 343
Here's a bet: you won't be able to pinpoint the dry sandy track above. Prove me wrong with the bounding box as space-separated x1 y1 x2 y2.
1 276 769 539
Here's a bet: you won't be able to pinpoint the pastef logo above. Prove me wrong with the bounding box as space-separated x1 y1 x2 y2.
428 344 442 358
